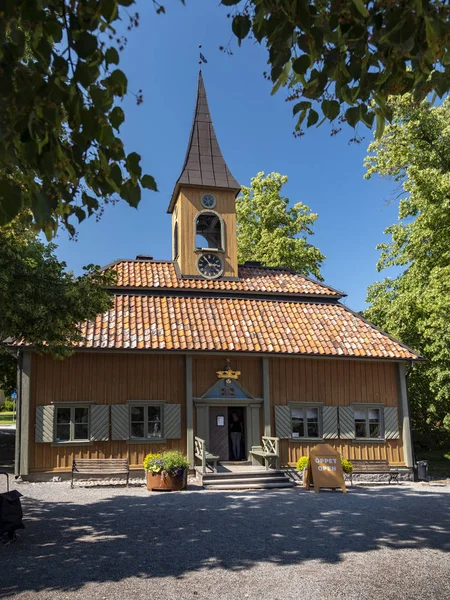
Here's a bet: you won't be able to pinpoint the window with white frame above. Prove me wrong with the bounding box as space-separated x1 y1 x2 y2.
354 407 383 439
291 406 321 439
55 406 89 442
130 404 163 439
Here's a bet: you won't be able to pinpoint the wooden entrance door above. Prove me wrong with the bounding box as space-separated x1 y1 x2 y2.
209 407 229 460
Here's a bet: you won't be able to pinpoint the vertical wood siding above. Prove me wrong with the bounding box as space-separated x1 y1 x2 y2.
29 353 186 472
269 357 405 466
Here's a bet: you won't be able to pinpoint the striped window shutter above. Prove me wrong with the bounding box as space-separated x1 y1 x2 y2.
274 405 292 439
36 405 55 443
90 405 110 441
164 404 181 439
384 407 400 439
322 406 338 439
111 405 129 440
339 407 355 439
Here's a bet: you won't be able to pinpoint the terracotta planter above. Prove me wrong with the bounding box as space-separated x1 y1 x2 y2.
146 470 186 491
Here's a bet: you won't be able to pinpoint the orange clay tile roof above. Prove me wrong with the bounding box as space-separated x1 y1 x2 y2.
76 295 419 360
108 260 343 297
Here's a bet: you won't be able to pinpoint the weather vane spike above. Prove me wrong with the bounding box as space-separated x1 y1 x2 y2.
198 44 208 67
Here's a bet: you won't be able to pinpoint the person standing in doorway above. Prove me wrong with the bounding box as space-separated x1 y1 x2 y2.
230 412 243 460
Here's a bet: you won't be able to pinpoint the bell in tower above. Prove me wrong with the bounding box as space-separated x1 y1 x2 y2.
168 72 241 280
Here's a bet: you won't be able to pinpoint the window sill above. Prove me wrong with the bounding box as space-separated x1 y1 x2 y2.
290 437 323 443
352 438 386 443
126 438 167 445
194 248 225 254
51 441 93 447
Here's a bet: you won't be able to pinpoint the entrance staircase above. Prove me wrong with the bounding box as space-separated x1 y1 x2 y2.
199 462 294 490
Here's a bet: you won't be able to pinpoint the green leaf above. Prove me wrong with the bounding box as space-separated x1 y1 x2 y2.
351 0 369 18
221 0 241 5
271 60 291 95
105 47 120 66
121 180 141 207
75 32 98 59
108 69 128 96
292 55 311 76
232 15 251 41
101 0 119 21
307 108 319 127
293 101 312 115
321 99 340 120
141 174 158 191
109 106 125 129
375 112 386 139
345 106 360 127
126 152 142 181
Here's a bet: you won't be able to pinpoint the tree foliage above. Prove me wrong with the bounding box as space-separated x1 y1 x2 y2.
364 95 450 435
0 215 116 356
0 0 159 238
222 0 450 137
236 172 324 279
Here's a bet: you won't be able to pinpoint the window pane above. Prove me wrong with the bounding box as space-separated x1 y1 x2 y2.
355 422 367 438
56 424 70 441
74 424 89 440
131 422 144 438
74 407 89 423
369 409 380 421
291 408 304 420
148 406 161 437
56 407 71 424
307 408 318 419
354 409 366 420
148 406 161 421
131 406 144 421
369 423 381 438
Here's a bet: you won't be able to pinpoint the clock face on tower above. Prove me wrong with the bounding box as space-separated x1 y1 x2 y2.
197 253 223 279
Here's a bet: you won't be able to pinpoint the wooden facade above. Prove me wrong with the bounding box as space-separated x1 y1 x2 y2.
24 351 407 475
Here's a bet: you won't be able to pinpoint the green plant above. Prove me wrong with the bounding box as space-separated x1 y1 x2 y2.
143 451 189 478
296 456 308 472
1 399 15 412
341 457 353 474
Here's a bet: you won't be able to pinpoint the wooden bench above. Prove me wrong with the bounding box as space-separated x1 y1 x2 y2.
250 436 280 470
71 458 130 488
347 460 399 485
194 437 219 473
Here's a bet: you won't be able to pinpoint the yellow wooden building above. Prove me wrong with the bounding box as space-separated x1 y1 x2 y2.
13 73 420 484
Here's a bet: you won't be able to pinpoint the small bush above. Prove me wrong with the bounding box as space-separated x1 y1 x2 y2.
0 399 15 412
143 451 189 477
296 455 353 474
296 456 308 472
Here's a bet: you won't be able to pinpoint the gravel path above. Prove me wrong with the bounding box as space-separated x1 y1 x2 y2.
1 478 449 600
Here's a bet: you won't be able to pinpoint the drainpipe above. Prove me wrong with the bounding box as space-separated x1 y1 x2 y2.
405 360 416 474
15 351 22 479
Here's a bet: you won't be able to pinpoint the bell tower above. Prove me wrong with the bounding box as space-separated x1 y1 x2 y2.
168 72 241 279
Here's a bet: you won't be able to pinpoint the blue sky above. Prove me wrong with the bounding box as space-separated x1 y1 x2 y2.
53 0 401 311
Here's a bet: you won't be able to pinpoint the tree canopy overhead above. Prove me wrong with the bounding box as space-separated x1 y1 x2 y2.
223 0 450 136
364 95 450 435
236 171 324 279
0 0 157 238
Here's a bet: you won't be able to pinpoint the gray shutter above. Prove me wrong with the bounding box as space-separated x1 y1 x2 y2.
384 406 400 439
90 405 110 441
111 405 129 441
274 405 291 439
322 406 338 439
164 404 181 439
339 406 355 439
36 405 55 443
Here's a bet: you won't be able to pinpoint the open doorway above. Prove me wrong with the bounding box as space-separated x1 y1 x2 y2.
228 407 246 461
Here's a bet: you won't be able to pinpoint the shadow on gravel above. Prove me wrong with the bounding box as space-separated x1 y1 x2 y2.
1 486 449 596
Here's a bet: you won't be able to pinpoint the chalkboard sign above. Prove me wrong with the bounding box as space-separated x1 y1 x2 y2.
304 443 346 493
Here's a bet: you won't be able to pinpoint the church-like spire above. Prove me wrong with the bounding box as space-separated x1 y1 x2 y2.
167 71 240 213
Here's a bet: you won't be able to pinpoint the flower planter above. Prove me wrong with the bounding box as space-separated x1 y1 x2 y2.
146 470 185 491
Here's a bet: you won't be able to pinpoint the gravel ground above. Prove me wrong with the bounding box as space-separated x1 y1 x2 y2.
1 477 449 600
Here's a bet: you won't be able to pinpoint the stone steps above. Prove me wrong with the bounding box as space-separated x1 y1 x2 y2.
200 468 294 490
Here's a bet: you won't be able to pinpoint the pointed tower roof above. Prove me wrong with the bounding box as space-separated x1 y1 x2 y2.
167 71 240 213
